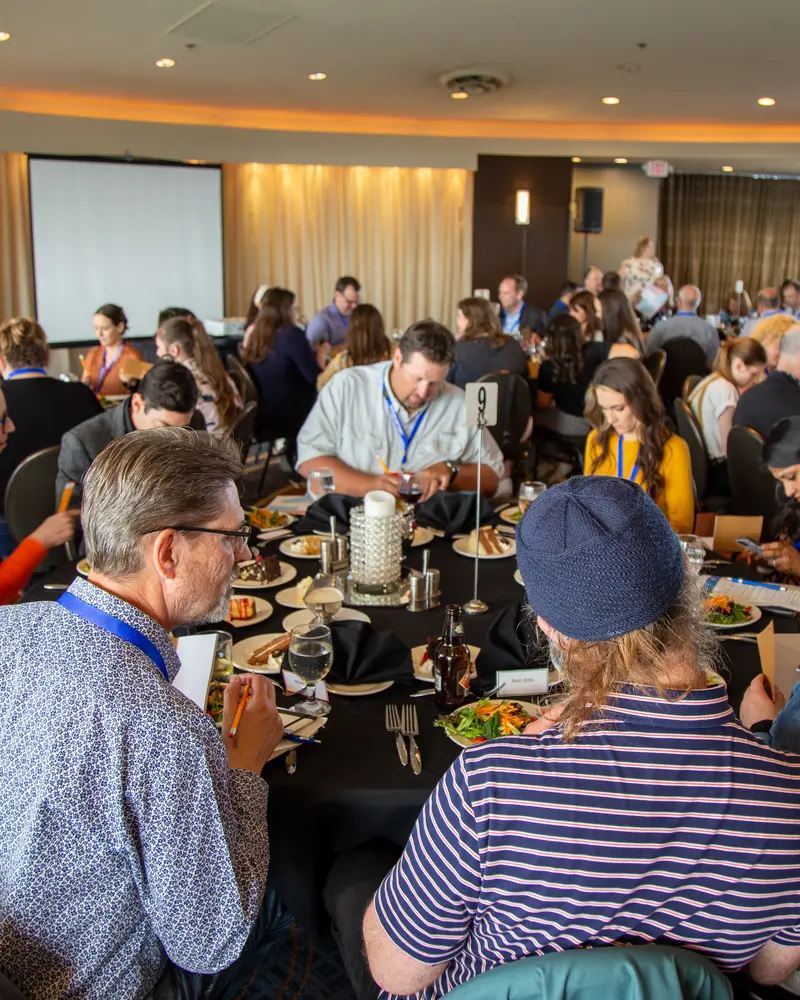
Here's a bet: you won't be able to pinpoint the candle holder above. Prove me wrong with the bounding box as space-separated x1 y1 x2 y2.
349 504 404 595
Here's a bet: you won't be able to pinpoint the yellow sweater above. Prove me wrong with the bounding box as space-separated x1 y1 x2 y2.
584 430 694 534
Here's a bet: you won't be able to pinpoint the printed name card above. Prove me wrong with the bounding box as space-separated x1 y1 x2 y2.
495 667 550 697
281 668 329 702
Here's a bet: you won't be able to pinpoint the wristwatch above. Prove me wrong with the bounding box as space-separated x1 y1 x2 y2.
444 461 460 488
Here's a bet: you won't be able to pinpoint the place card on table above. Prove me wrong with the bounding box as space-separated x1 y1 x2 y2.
712 515 763 555
281 668 329 702
495 667 550 698
757 621 800 699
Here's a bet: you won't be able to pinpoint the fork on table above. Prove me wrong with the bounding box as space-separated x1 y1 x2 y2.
385 704 408 766
401 704 422 776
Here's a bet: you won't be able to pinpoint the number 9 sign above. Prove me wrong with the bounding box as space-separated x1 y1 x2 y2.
465 382 498 427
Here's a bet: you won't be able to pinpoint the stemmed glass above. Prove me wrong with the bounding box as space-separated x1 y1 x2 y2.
288 623 333 717
677 534 706 573
306 468 335 503
519 481 547 515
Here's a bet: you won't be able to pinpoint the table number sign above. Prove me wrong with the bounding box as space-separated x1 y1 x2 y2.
465 382 498 428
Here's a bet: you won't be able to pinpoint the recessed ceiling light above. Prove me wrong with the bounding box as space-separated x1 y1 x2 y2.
614 158 628 164
757 96 776 106
450 90 469 100
722 165 734 172
571 156 582 163
602 96 620 105
308 72 327 81
0 32 11 42
155 58 176 69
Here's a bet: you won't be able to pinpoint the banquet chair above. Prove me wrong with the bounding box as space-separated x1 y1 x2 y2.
225 354 259 407
477 371 532 484
444 943 733 1000
4 446 68 571
727 425 780 526
0 969 28 1000
659 339 709 419
230 401 258 460
683 373 704 399
643 349 666 387
674 399 727 513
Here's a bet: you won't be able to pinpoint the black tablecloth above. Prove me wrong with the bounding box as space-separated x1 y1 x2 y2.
22 540 795 938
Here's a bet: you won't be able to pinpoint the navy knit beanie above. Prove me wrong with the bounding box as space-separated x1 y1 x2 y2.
516 476 685 641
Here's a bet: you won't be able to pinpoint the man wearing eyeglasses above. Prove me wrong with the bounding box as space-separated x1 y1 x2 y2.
0 429 288 1000
306 275 361 367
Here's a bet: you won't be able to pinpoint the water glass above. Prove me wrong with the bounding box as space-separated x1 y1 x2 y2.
307 468 335 502
519 481 547 515
677 534 706 573
288 623 333 717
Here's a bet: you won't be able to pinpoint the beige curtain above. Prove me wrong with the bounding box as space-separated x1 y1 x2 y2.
660 173 800 312
223 163 473 330
0 153 35 320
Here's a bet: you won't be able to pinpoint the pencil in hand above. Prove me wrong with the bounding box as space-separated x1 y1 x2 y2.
57 481 76 513
228 679 252 740
376 454 391 475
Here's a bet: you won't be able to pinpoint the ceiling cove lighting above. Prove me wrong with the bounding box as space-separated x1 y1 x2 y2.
515 189 531 226
722 165 734 172
155 58 176 69
602 96 620 105
757 97 776 106
308 72 327 81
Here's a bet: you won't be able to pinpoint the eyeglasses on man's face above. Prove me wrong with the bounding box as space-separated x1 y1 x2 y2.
144 525 254 546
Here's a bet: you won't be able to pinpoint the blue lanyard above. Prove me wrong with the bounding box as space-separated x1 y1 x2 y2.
97 345 124 389
617 434 641 483
676 311 695 316
6 368 47 378
383 373 428 467
57 591 170 682
504 301 525 333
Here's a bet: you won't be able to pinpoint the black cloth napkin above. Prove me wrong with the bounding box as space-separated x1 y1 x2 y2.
415 492 498 535
292 494 361 535
474 600 551 690
329 620 414 686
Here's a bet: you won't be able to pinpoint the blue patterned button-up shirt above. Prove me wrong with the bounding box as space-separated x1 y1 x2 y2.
0 578 270 999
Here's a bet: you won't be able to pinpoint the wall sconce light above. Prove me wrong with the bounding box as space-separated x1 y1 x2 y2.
515 189 531 226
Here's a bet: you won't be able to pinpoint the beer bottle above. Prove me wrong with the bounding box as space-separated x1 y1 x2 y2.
434 605 471 712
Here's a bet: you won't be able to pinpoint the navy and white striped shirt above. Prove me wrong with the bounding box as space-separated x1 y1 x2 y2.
374 683 800 998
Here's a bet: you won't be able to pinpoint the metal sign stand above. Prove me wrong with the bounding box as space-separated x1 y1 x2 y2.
463 386 490 615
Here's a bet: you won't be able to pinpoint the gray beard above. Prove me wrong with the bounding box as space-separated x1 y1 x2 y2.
178 573 236 627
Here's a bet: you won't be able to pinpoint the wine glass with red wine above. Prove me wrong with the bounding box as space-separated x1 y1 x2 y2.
398 471 425 506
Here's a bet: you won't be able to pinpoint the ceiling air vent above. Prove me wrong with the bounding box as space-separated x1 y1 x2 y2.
439 68 509 98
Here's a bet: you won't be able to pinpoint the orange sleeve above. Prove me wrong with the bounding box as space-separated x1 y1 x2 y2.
0 536 48 605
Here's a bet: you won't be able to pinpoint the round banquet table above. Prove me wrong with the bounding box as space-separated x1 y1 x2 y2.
22 537 798 939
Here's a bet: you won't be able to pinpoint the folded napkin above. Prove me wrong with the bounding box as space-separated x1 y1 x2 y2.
292 494 361 535
329 620 413 686
415 492 498 536
474 601 551 690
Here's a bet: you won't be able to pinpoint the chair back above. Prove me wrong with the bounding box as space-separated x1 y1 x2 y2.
230 401 258 459
674 399 708 502
683 374 704 399
4 446 65 570
659 339 708 408
226 354 259 406
727 425 780 523
445 943 732 1000
476 371 532 461
643 349 666 387
0 969 29 1000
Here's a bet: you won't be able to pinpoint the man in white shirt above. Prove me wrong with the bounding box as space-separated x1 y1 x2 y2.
741 287 783 337
296 321 504 498
645 284 720 365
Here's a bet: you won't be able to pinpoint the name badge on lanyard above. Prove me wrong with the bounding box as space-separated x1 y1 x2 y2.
617 434 641 484
383 375 428 468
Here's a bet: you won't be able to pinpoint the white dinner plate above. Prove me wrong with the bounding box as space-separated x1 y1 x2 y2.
326 680 394 696
440 699 541 748
452 535 517 560
232 633 287 674
410 526 435 548
513 568 524 587
225 596 273 629
411 644 481 682
706 604 763 630
279 536 323 560
274 581 315 610
499 507 524 526
76 559 91 577
233 561 297 590
281 607 371 631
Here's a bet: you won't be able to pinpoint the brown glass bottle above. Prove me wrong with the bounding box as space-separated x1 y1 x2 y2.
434 605 471 712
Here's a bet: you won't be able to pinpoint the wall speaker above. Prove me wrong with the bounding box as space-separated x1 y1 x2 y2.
574 187 604 234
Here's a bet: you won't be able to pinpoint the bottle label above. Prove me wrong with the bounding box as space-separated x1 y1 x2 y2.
458 669 471 691
435 672 442 692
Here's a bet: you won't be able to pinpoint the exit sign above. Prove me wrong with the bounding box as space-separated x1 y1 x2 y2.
642 160 670 178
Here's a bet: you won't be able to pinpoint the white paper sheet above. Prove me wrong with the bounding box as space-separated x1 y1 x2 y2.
174 634 219 710
703 576 800 612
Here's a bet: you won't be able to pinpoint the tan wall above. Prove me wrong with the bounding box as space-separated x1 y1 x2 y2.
569 166 662 281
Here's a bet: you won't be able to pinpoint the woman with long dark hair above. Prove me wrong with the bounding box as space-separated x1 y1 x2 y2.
241 287 318 457
599 289 645 354
757 417 800 575
317 303 390 390
585 357 693 533
569 290 603 343
447 296 527 389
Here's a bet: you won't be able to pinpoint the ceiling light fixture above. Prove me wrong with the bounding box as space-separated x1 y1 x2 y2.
308 72 327 81
155 57 176 68
0 32 11 42
450 90 469 100
722 165 734 172
614 157 628 164
571 156 582 163
757 96 776 106
602 96 620 105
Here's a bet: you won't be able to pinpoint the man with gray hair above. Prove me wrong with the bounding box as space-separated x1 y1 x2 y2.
644 284 720 365
741 286 783 337
0 429 288 999
734 325 800 437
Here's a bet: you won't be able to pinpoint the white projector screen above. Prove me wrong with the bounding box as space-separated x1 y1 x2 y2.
29 158 224 344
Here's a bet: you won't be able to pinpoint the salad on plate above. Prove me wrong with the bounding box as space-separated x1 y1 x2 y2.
435 699 534 745
704 594 753 626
